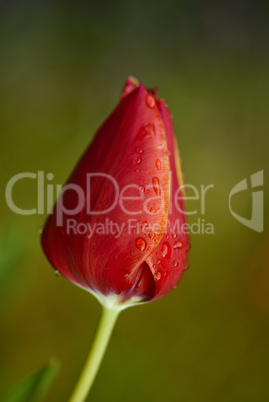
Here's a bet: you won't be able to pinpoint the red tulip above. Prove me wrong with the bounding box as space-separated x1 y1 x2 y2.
41 76 190 309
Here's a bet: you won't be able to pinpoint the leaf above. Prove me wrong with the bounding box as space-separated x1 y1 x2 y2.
2 359 60 402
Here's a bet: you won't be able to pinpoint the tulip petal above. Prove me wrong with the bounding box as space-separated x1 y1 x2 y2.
144 100 190 301
120 76 140 100
42 83 171 303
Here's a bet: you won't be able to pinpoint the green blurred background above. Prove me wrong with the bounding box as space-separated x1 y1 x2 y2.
0 0 268 401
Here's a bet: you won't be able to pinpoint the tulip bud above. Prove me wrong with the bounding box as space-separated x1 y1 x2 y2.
41 76 190 309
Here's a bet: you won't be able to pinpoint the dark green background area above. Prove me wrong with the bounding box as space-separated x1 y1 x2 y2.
0 1 268 401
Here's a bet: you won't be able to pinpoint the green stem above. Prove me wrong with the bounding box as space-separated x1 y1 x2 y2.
69 306 120 402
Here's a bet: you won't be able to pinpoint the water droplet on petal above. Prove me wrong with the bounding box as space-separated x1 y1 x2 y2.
134 157 142 164
55 270 61 277
139 185 145 192
162 244 168 257
172 233 177 239
156 159 161 170
147 246 151 252
166 234 170 239
137 124 155 140
157 259 162 265
155 271 162 280
173 260 178 267
148 231 155 239
136 147 143 154
136 238 147 251
150 207 157 213
132 228 136 234
173 240 184 249
152 177 161 196
146 94 155 108
134 168 139 173
141 221 148 230
161 242 172 259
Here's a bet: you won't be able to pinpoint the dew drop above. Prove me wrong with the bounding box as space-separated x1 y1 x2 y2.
134 157 142 165
136 146 143 154
156 159 161 170
152 177 161 196
132 228 136 234
162 244 168 257
161 242 172 259
55 270 61 277
141 221 148 230
134 168 139 173
146 189 150 194
147 246 151 252
148 231 155 239
173 240 184 249
139 185 145 192
172 233 177 239
173 260 178 267
136 238 147 251
152 264 156 269
137 124 155 140
157 259 162 265
166 234 170 239
155 271 162 281
146 94 156 108
150 207 157 213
